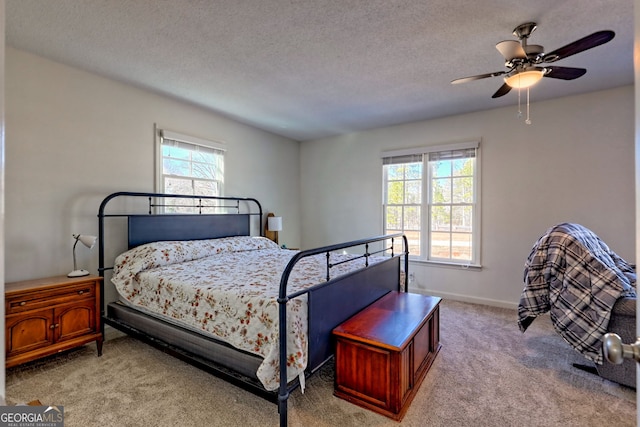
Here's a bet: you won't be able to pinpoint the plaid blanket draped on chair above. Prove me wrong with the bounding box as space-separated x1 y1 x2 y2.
518 223 636 364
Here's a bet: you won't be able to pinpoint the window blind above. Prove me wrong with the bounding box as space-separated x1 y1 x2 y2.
382 153 423 165
428 147 476 162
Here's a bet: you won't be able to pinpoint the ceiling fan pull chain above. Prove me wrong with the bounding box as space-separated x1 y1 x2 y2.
526 87 532 125
517 84 522 118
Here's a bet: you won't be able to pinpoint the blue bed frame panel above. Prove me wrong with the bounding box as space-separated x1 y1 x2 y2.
306 257 400 370
128 214 250 248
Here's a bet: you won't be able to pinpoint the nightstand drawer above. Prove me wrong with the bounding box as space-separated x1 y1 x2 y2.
6 281 96 315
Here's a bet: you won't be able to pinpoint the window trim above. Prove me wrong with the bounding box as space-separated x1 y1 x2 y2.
381 141 481 267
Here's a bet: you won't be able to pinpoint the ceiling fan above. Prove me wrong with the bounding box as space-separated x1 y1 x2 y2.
451 22 615 99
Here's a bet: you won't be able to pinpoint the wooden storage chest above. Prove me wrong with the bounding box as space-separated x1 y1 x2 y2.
333 291 441 420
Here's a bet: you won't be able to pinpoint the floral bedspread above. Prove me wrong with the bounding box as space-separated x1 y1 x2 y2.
111 236 383 391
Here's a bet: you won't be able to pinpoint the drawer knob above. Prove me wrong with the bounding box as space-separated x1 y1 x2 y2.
78 290 84 295
19 301 26 306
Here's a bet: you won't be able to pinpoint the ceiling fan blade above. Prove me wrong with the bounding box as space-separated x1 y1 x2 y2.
544 66 587 80
542 30 615 63
491 83 512 98
496 40 527 60
451 71 506 85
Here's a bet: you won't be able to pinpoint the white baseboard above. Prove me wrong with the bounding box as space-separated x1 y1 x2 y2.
407 288 518 310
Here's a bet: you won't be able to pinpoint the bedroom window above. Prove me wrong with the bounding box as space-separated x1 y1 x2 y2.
156 129 225 212
382 154 423 257
382 141 481 267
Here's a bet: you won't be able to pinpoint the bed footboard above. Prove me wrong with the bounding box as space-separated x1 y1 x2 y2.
276 233 408 427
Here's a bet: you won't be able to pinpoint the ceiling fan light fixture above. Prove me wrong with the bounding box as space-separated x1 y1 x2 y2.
504 68 545 89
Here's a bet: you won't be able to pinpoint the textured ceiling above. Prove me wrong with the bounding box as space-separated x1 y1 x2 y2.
6 0 634 141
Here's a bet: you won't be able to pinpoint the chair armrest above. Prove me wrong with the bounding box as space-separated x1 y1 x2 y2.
611 297 636 317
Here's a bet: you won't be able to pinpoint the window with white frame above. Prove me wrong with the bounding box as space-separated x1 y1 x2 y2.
382 141 480 266
156 129 225 212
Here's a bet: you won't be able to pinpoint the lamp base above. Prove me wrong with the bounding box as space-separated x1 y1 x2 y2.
68 269 90 278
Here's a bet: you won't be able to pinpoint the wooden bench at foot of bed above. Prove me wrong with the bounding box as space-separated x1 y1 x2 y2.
332 291 441 421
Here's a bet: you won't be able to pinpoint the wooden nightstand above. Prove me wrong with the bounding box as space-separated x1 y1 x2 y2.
5 275 103 368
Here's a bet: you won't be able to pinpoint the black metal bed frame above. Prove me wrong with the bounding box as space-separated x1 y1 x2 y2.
97 191 409 426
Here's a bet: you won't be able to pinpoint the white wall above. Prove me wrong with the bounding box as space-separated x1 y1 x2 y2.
5 47 301 284
301 86 635 308
0 0 6 403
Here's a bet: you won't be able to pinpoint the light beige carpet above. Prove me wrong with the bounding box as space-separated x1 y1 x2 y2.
6 300 636 426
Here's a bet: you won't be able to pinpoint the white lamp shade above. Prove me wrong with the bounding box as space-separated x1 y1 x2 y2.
268 216 282 232
78 234 97 249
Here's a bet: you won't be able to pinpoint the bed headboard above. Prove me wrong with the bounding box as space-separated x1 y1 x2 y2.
98 191 263 275
128 214 250 248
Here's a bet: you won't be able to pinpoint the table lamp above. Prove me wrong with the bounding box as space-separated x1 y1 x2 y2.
267 216 282 245
68 234 97 277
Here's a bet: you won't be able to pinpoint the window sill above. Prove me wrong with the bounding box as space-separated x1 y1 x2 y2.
408 259 482 271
